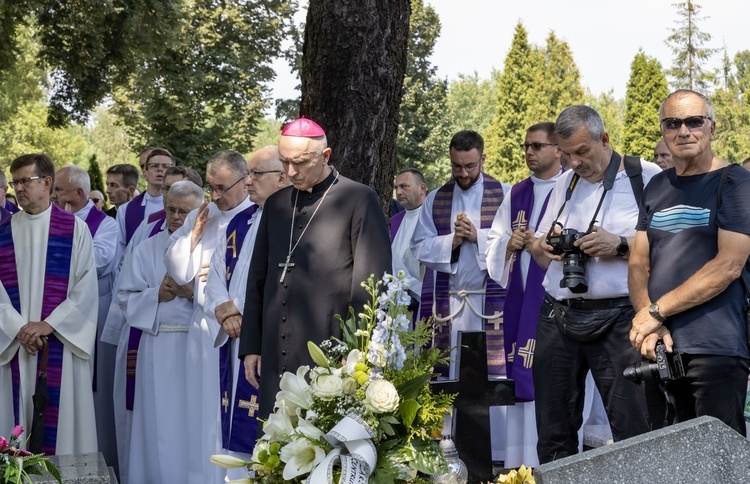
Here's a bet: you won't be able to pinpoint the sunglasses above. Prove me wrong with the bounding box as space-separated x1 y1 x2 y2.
660 116 712 131
520 142 556 151
91 198 102 203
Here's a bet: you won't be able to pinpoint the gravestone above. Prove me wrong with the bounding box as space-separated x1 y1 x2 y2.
30 452 117 484
535 416 750 483
430 330 515 483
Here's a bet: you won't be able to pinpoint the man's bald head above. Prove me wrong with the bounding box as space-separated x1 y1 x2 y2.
246 146 289 206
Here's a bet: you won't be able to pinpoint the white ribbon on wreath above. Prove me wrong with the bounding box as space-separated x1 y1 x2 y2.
305 414 378 484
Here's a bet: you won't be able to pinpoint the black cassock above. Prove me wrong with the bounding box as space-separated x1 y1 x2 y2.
239 169 391 418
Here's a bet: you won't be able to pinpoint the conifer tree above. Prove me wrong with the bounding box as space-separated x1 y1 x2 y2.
710 50 750 162
623 50 669 158
87 154 106 199
665 0 716 91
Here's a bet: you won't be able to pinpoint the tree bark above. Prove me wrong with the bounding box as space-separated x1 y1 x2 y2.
300 0 411 215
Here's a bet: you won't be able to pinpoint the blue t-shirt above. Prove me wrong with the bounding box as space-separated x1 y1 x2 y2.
636 164 750 358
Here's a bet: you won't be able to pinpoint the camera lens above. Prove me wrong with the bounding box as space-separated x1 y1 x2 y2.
622 362 661 383
560 252 588 294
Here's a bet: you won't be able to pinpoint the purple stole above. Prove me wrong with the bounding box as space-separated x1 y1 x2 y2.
4 200 19 214
504 178 552 401
125 212 168 410
0 206 10 224
123 192 147 245
390 209 407 243
219 204 260 454
83 206 107 392
0 205 75 455
420 176 507 377
147 209 166 238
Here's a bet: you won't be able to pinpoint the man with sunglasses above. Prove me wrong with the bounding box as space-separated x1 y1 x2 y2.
163 150 253 484
629 89 750 435
528 105 660 463
486 121 564 467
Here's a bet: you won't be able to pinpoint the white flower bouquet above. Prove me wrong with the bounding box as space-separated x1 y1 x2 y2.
212 272 455 483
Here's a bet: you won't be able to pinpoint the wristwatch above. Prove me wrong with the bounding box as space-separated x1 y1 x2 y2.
648 302 666 323
616 236 629 257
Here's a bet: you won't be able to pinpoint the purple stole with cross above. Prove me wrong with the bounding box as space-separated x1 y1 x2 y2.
83 206 107 392
125 211 168 410
504 178 553 402
0 205 75 455
219 204 260 454
123 192 147 245
420 175 507 377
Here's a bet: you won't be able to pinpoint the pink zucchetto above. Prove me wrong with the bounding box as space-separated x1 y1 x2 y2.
281 117 326 138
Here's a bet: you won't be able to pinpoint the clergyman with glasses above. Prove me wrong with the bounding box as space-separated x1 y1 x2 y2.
164 149 254 484
239 117 391 421
485 121 564 467
629 89 750 435
528 105 660 463
411 130 511 449
0 153 99 455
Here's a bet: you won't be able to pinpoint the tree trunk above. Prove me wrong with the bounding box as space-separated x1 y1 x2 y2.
300 0 411 215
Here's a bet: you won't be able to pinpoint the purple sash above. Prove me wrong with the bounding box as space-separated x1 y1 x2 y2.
125 221 169 410
503 178 552 401
123 192 147 245
147 209 165 224
83 206 107 237
0 206 10 224
420 176 507 377
0 205 74 455
219 204 260 453
390 209 406 243
4 199 20 214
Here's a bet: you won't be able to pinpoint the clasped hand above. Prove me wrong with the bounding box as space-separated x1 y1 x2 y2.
452 213 477 249
17 321 53 355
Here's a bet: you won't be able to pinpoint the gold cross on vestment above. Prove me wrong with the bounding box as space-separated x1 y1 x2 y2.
517 339 536 369
278 255 295 283
488 315 503 331
238 395 260 417
512 210 528 230
221 391 230 413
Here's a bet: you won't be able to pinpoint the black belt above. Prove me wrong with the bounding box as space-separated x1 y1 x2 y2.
554 296 632 311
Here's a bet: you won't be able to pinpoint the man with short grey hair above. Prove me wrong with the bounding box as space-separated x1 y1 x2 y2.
0 171 19 214
529 105 660 463
165 150 253 484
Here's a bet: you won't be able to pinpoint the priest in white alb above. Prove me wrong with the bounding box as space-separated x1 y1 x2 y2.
205 147 288 481
116 182 203 483
0 154 98 455
165 150 254 484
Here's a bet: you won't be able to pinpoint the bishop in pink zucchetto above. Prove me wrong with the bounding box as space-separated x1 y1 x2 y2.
280 116 326 138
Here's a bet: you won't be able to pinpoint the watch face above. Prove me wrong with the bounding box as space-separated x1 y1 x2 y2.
617 239 628 256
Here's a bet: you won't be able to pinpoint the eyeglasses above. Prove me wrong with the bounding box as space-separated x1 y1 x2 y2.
248 170 282 180
147 163 174 171
166 207 192 217
520 142 556 151
451 158 482 173
203 173 248 195
9 176 45 189
660 116 712 131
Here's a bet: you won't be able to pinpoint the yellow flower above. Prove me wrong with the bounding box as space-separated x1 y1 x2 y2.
495 465 535 484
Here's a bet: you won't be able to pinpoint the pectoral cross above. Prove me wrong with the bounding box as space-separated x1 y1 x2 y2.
238 395 260 417
221 391 230 413
278 254 295 283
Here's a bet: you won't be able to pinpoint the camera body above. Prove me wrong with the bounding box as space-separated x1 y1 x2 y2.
623 341 686 384
546 228 589 294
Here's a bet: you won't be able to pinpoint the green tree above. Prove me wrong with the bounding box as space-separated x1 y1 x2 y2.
396 0 450 184
623 50 669 158
665 0 716 91
87 154 105 197
587 89 626 152
87 105 135 171
484 23 584 184
711 50 750 162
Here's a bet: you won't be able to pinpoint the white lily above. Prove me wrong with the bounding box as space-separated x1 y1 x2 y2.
225 478 253 484
279 437 326 480
296 411 325 440
341 349 362 375
210 454 248 469
275 365 312 411
262 406 295 439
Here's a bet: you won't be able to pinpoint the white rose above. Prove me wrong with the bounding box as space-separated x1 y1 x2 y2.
364 379 400 413
311 373 343 400
341 376 358 394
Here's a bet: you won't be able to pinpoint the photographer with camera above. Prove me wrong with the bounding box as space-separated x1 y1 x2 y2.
629 89 750 436
529 105 661 463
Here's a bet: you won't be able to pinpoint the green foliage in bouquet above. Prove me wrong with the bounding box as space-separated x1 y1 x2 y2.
212 272 455 483
0 426 61 484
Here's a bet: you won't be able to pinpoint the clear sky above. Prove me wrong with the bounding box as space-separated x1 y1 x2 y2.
269 0 747 108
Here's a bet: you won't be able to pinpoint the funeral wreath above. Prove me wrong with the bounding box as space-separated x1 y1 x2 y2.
0 426 61 484
211 272 456 483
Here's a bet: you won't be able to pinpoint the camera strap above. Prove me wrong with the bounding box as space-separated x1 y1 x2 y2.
547 152 622 236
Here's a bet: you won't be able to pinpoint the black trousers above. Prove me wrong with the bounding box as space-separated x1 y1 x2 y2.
646 353 749 436
533 295 650 463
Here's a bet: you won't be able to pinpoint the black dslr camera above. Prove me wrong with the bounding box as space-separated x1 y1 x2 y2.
546 228 588 294
623 341 685 384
